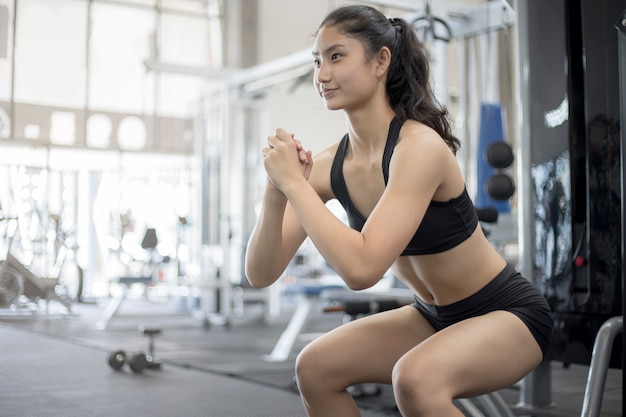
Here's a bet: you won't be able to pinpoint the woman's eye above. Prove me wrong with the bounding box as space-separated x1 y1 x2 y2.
331 53 340 60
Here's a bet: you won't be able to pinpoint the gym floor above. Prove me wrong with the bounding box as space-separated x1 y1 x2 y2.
0 292 622 417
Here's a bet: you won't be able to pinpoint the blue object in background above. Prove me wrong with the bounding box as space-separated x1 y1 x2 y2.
475 102 511 213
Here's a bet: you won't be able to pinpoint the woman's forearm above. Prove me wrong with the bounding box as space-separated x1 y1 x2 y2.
244 187 293 288
282 179 386 290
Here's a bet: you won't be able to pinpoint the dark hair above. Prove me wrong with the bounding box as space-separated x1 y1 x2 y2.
318 5 460 154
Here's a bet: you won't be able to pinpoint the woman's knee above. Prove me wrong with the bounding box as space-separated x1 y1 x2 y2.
295 341 335 391
296 337 358 395
392 355 451 410
294 343 316 380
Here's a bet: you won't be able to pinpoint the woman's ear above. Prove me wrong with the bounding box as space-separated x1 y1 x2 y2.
375 47 392 77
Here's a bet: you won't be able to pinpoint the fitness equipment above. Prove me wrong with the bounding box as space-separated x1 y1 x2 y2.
323 298 412 322
96 227 163 330
107 325 162 373
0 214 22 307
262 281 345 363
484 141 515 201
47 214 85 303
107 349 153 373
0 215 73 312
107 349 154 373
0 262 22 307
580 316 623 417
475 103 514 213
0 183 83 312
411 0 452 43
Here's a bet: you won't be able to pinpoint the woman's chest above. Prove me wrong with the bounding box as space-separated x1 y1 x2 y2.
342 159 385 217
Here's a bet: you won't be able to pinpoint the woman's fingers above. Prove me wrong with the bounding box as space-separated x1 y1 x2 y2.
263 129 313 184
302 150 313 180
293 139 309 163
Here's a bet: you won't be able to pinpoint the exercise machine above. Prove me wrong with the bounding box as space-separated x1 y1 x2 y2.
96 227 163 329
0 214 73 313
0 213 21 306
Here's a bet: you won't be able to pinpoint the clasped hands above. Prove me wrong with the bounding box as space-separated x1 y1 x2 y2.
263 128 313 192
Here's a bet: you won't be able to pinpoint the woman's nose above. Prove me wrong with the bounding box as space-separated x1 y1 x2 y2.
315 64 330 84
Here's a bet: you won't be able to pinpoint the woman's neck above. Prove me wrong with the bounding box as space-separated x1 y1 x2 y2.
344 105 396 157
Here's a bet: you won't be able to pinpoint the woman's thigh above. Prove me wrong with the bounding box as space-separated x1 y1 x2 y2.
395 310 544 399
296 305 436 387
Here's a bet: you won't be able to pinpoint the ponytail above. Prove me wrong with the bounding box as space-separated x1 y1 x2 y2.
319 6 460 154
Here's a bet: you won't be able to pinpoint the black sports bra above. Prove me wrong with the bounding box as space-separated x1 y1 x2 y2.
330 116 479 256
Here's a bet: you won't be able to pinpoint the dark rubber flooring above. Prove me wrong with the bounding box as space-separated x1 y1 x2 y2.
1 325 309 417
0 294 622 417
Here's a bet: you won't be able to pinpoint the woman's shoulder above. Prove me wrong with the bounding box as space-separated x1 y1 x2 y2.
313 140 342 163
390 119 460 192
397 119 452 154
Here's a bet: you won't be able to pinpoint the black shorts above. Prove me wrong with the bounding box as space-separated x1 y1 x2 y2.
412 264 553 357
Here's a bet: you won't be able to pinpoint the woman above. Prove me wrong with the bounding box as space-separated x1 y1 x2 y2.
245 4 552 417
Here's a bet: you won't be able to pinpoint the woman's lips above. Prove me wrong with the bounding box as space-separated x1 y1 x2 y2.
321 88 336 99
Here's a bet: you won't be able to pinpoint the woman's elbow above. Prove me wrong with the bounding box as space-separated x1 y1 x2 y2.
244 267 269 289
245 277 268 289
244 263 282 288
345 281 373 291
340 268 382 291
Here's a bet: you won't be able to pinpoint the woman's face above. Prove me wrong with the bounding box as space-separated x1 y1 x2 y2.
312 26 380 112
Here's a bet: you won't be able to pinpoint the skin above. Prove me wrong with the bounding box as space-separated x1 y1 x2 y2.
245 25 543 417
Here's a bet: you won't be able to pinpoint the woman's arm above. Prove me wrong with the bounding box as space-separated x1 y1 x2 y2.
245 133 325 288
266 125 451 290
244 185 308 288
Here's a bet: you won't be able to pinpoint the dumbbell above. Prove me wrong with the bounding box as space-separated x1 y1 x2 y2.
107 326 162 373
138 325 162 370
107 350 152 373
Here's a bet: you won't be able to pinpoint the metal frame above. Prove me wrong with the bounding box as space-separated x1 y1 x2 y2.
512 0 556 410
580 316 623 417
147 0 515 93
617 9 626 415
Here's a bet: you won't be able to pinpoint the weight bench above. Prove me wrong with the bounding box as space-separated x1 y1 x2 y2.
262 282 344 362
322 289 415 320
96 228 160 330
95 275 153 330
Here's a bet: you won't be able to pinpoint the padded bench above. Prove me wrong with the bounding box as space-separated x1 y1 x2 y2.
262 283 345 362
321 288 415 321
95 275 153 330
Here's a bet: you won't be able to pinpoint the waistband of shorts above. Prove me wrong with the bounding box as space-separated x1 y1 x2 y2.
413 263 518 316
